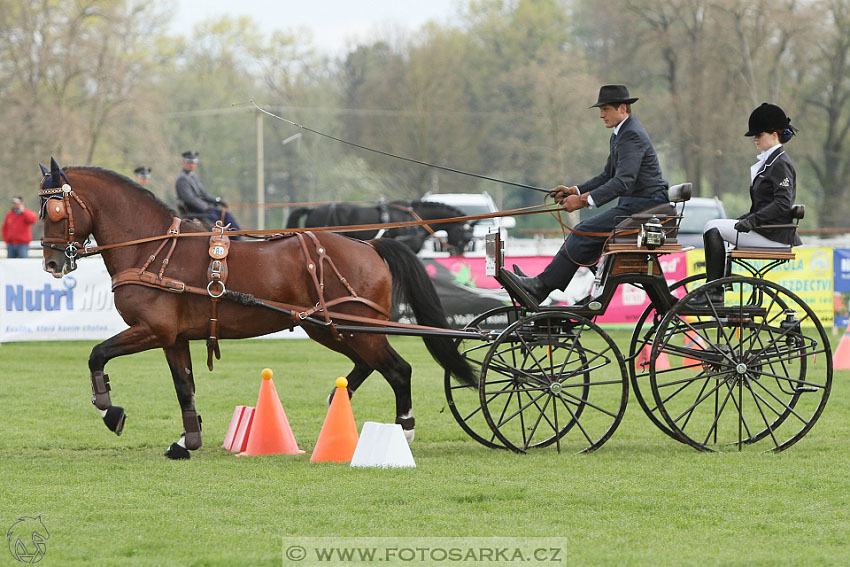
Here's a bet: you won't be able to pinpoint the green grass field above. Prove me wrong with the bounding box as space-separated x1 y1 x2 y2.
1 334 848 566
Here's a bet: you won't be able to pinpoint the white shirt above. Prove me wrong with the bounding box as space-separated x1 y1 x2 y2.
613 115 629 136
750 143 782 183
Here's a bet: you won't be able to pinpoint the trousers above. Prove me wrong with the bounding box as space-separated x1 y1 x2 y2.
539 192 670 290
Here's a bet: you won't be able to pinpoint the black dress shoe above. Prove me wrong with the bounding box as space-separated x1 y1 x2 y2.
501 270 552 303
512 264 529 277
686 288 724 309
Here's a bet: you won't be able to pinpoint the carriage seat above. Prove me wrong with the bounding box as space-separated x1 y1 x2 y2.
177 203 215 228
729 204 804 261
609 183 692 245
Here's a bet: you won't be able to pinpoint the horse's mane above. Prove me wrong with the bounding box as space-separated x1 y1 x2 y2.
67 166 180 218
407 200 470 220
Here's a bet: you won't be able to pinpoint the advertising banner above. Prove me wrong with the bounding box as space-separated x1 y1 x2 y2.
2 248 839 342
419 253 689 327
686 247 834 327
1 258 128 342
834 248 850 328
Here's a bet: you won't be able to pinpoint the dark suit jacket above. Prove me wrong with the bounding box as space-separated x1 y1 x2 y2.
743 146 802 246
175 169 218 214
578 114 667 206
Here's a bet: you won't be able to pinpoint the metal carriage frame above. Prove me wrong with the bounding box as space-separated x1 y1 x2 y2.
441 192 832 454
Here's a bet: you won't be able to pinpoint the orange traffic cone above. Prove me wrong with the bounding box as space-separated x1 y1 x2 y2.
238 368 304 456
635 343 670 372
310 377 359 463
681 330 705 369
833 321 850 370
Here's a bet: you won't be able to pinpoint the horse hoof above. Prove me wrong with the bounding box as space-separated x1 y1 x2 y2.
103 406 127 436
164 443 190 460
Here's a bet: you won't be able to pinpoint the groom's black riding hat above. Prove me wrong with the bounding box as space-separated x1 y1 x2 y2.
590 84 639 108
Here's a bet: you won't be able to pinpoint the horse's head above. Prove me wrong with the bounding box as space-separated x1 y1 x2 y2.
444 220 477 256
38 158 94 277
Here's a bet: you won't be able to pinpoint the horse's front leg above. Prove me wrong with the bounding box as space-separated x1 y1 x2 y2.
162 340 201 460
88 324 163 437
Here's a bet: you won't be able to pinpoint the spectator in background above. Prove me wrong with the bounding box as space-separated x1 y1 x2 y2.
3 196 38 258
134 166 152 187
175 150 241 234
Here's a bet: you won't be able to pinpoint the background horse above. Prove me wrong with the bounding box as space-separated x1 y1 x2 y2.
38 160 473 459
286 200 476 256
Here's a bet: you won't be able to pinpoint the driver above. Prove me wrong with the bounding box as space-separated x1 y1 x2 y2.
503 85 669 303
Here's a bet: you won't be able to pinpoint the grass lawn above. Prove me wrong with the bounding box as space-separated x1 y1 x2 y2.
1 333 848 566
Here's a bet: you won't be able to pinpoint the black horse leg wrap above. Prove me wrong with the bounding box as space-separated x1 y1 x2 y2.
91 371 112 410
395 416 415 430
182 411 203 450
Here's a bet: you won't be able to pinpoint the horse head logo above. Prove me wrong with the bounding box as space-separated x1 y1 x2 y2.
6 516 49 564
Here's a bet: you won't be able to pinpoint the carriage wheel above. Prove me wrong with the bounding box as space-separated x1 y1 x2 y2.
479 311 628 453
649 277 832 452
628 274 705 442
444 305 524 449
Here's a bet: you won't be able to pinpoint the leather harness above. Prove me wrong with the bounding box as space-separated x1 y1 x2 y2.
110 218 390 370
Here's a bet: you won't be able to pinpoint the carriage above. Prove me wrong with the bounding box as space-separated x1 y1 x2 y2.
38 162 831 457
442 183 831 453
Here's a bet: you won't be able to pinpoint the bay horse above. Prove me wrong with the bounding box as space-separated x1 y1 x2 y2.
286 200 476 256
37 159 473 459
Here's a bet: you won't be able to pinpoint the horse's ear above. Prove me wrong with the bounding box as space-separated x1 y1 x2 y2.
48 156 70 187
39 163 49 176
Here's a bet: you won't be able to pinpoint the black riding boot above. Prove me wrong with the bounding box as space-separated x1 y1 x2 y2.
501 270 552 303
688 228 727 307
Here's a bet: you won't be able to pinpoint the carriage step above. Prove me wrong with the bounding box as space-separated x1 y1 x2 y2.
795 386 819 393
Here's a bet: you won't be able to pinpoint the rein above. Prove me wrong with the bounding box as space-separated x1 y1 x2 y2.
46 202 585 257
249 100 554 195
38 171 616 264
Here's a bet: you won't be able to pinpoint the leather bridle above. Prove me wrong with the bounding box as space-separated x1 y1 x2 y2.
39 176 94 270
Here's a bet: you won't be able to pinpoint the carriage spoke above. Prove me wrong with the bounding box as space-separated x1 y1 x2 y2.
480 312 627 452
746 381 781 448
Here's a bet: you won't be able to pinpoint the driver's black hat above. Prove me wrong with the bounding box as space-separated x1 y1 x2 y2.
590 84 639 108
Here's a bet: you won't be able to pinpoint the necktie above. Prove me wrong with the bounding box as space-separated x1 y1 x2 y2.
610 132 616 150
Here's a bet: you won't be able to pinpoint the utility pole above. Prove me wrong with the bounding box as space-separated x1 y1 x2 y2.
256 110 265 229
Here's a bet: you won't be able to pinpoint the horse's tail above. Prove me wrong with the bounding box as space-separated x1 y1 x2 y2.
369 238 475 387
286 207 311 228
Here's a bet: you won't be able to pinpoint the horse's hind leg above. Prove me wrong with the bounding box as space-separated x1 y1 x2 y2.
88 324 163 437
357 338 415 442
162 340 201 460
327 358 374 405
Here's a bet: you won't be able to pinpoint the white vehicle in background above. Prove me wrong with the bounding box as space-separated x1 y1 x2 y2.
419 192 516 255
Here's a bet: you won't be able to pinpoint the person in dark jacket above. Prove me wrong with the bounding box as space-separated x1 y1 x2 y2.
133 166 151 187
504 84 669 302
175 151 241 233
693 103 800 305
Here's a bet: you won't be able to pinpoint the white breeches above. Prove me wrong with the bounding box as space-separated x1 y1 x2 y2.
704 219 787 248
